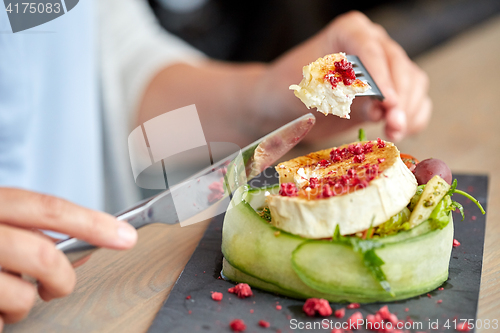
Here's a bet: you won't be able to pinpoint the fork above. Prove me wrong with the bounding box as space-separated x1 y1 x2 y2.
346 55 384 100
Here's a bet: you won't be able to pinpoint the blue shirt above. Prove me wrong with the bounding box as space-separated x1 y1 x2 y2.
0 1 103 210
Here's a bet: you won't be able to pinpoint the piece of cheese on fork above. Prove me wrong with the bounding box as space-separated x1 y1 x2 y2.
289 53 370 119
266 140 417 238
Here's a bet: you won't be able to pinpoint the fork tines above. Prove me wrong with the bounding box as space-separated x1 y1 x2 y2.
346 55 384 100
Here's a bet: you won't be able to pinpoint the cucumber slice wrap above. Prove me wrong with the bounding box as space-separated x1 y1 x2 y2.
222 184 454 303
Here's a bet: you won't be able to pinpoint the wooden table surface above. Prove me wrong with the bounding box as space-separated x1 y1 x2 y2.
6 15 500 333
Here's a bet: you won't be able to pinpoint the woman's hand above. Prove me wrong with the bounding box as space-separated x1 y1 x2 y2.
0 188 137 330
251 11 431 143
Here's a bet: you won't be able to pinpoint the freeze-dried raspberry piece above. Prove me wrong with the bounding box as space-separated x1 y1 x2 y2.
453 239 461 247
347 303 360 309
334 307 345 318
302 298 332 317
228 283 253 298
348 312 363 330
229 319 246 332
258 320 270 328
456 322 471 332
211 292 223 301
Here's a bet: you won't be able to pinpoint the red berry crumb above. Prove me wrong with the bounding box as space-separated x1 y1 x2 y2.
318 159 330 167
453 239 461 247
186 295 191 300
258 320 270 328
405 307 409 312
279 183 298 197
348 311 363 330
438 287 444 291
230 319 246 332
188 310 192 314
211 292 223 301
377 305 398 325
276 305 282 310
334 307 345 318
228 283 253 298
456 322 471 332
347 303 360 309
377 138 386 148
353 154 365 163
471 215 477 221
249 309 254 314
437 299 443 304
427 293 432 298
302 298 332 317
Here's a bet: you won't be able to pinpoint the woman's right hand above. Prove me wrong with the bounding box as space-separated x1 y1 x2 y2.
0 188 138 330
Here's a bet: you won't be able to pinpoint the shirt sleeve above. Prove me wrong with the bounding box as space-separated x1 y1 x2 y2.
98 0 206 121
97 0 205 213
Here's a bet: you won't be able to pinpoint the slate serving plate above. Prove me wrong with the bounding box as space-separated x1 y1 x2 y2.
149 174 488 333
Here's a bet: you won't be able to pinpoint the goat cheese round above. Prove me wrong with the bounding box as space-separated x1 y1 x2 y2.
266 140 417 238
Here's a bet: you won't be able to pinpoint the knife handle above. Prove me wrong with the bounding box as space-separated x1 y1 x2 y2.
57 204 151 264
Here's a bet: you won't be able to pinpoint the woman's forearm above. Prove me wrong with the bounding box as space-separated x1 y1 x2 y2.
136 61 268 147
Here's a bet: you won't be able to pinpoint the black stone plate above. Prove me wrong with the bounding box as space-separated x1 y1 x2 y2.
149 174 488 333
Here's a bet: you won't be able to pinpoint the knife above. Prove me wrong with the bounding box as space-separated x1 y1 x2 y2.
57 113 316 264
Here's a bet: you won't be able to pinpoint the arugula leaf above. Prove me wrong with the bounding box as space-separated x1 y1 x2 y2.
450 200 465 221
258 207 272 222
333 225 349 243
333 225 391 293
364 250 391 293
350 238 392 293
365 217 375 240
446 179 458 197
452 189 486 214
358 128 366 141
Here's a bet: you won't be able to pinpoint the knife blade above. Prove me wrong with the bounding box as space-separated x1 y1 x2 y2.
57 113 316 263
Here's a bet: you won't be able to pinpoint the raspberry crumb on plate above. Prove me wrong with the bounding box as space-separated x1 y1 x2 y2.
347 302 360 309
334 307 345 318
258 320 270 328
302 298 332 317
348 311 363 330
229 319 246 332
228 283 253 298
456 322 471 332
211 292 223 301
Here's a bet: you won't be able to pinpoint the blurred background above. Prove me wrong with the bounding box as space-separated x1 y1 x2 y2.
147 0 500 61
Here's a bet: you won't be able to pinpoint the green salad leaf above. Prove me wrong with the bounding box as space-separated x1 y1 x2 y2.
416 179 485 218
333 225 391 293
258 207 272 222
358 128 366 141
428 196 452 229
373 207 411 237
